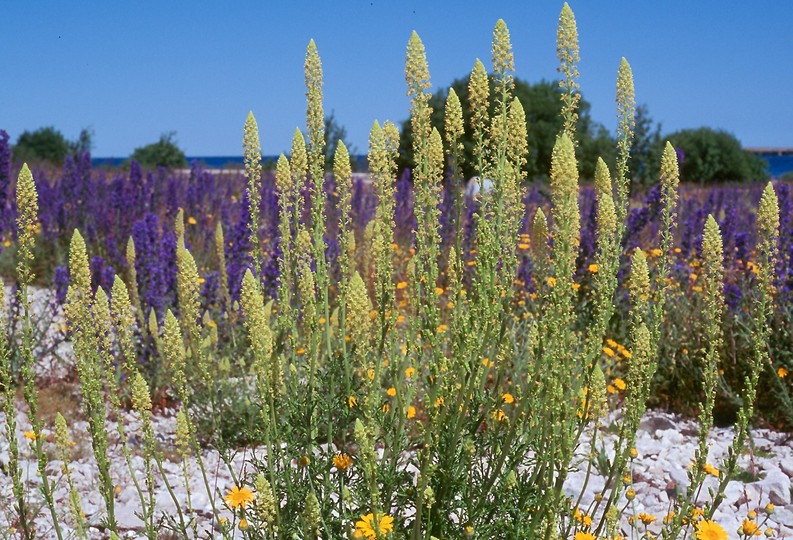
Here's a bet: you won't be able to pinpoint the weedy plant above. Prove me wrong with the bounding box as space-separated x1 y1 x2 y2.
0 3 786 540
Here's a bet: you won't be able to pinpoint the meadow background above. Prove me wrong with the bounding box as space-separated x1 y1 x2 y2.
1 2 793 540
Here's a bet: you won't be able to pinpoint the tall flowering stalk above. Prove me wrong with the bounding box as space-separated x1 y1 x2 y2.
275 153 296 343
557 2 581 142
334 141 354 382
54 413 87 538
125 236 145 331
707 183 779 519
65 230 116 534
665 215 725 538
614 58 636 226
444 87 465 256
244 111 263 278
0 274 32 539
215 221 232 312
368 120 399 356
14 165 65 539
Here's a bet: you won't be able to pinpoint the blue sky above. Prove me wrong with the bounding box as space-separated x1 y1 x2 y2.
1 1 791 157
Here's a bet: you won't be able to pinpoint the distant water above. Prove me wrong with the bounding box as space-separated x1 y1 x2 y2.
92 156 249 169
93 154 792 177
762 154 793 177
92 155 368 170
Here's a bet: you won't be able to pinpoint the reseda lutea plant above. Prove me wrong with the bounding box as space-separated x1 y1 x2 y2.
1 3 781 539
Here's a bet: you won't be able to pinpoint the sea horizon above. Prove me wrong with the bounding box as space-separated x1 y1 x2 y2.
91 153 793 177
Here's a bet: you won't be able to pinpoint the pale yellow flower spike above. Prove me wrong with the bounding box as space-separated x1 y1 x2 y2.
304 39 325 161
445 88 464 151
468 59 490 148
275 153 293 195
405 31 431 96
615 57 635 217
557 3 581 142
15 164 39 285
492 19 514 88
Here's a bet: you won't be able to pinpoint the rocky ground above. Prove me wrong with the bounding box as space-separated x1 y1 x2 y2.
1 402 791 539
1 287 792 538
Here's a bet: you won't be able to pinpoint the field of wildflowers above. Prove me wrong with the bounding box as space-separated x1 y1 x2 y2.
0 4 791 539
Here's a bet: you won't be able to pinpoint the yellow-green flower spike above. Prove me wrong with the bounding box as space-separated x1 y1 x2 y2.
428 127 444 186
702 215 724 304
276 152 293 195
660 142 680 209
15 164 39 286
469 58 490 173
244 111 263 183
406 31 431 97
254 474 277 525
594 158 617 239
131 371 152 416
628 247 650 307
163 309 187 402
492 19 514 93
276 152 296 337
334 140 353 285
175 406 191 459
68 229 91 300
110 275 137 374
241 269 279 398
346 271 372 360
291 127 308 186
531 208 549 266
244 111 263 277
147 309 159 341
549 134 580 275
54 412 71 458
304 39 325 164
444 88 464 152
557 3 581 141
757 182 780 249
125 236 143 328
589 363 608 420
214 221 231 311
174 208 185 250
176 246 201 340
615 57 635 218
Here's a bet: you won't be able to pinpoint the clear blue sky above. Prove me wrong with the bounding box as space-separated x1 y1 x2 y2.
2 1 791 158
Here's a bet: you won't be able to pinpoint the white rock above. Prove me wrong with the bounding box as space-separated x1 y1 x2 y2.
757 467 792 505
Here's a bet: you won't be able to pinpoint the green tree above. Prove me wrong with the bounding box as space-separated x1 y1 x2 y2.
130 132 187 169
13 127 71 165
324 111 358 171
665 127 767 184
69 127 94 156
629 104 663 185
397 76 616 182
